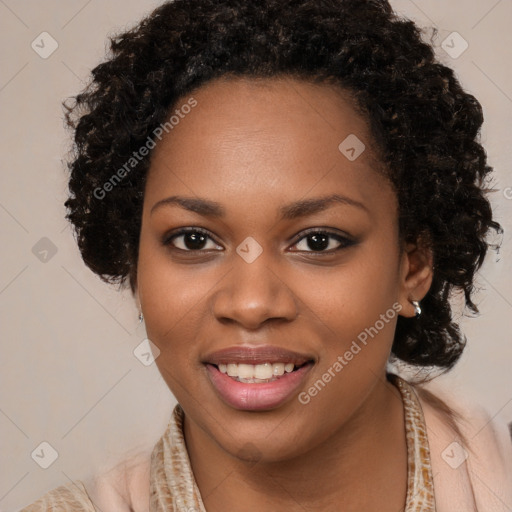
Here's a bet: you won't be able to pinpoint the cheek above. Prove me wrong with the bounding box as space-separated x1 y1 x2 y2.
137 245 207 402
299 235 401 398
305 242 400 338
292 264 401 443
136 238 208 356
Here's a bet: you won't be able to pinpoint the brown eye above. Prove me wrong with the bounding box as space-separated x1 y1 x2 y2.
163 228 223 252
291 230 355 253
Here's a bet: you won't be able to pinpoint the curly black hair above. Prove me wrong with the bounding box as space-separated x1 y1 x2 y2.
63 0 502 373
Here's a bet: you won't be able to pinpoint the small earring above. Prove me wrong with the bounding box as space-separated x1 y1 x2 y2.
411 300 421 318
138 306 144 323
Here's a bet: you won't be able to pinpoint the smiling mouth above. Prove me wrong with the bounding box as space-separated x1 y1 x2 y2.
203 345 315 409
213 361 310 383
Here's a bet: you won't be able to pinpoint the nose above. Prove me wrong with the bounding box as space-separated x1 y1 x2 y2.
211 251 298 330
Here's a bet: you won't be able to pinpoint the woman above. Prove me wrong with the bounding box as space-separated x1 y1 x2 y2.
22 0 512 510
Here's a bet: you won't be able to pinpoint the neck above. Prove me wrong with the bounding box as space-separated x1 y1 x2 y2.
184 374 408 512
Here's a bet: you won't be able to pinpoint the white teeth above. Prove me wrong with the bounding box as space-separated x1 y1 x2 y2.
217 362 298 379
254 363 273 380
273 363 285 376
238 364 254 379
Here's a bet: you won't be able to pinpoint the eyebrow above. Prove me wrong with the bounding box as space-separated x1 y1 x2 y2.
150 193 368 219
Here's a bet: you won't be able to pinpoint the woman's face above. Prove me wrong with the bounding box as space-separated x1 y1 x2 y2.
137 76 419 462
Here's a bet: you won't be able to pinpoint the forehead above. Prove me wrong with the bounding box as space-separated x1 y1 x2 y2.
151 75 377 161
145 76 393 218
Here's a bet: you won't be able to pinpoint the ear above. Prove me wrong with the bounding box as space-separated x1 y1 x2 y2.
397 237 434 318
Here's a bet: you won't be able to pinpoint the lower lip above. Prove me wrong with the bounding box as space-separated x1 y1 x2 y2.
205 363 312 411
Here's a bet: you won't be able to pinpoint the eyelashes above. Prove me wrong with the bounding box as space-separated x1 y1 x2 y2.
292 229 354 253
163 227 222 252
162 227 356 255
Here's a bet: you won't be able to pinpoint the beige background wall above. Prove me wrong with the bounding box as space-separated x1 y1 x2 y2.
0 1 510 510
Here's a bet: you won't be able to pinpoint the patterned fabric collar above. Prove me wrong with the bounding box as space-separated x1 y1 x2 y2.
149 373 435 511
388 373 436 511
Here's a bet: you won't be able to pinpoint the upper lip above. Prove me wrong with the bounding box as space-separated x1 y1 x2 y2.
203 345 314 366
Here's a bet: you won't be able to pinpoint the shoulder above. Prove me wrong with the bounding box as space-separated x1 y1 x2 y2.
21 451 152 512
82 450 152 512
20 481 96 512
412 378 512 512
